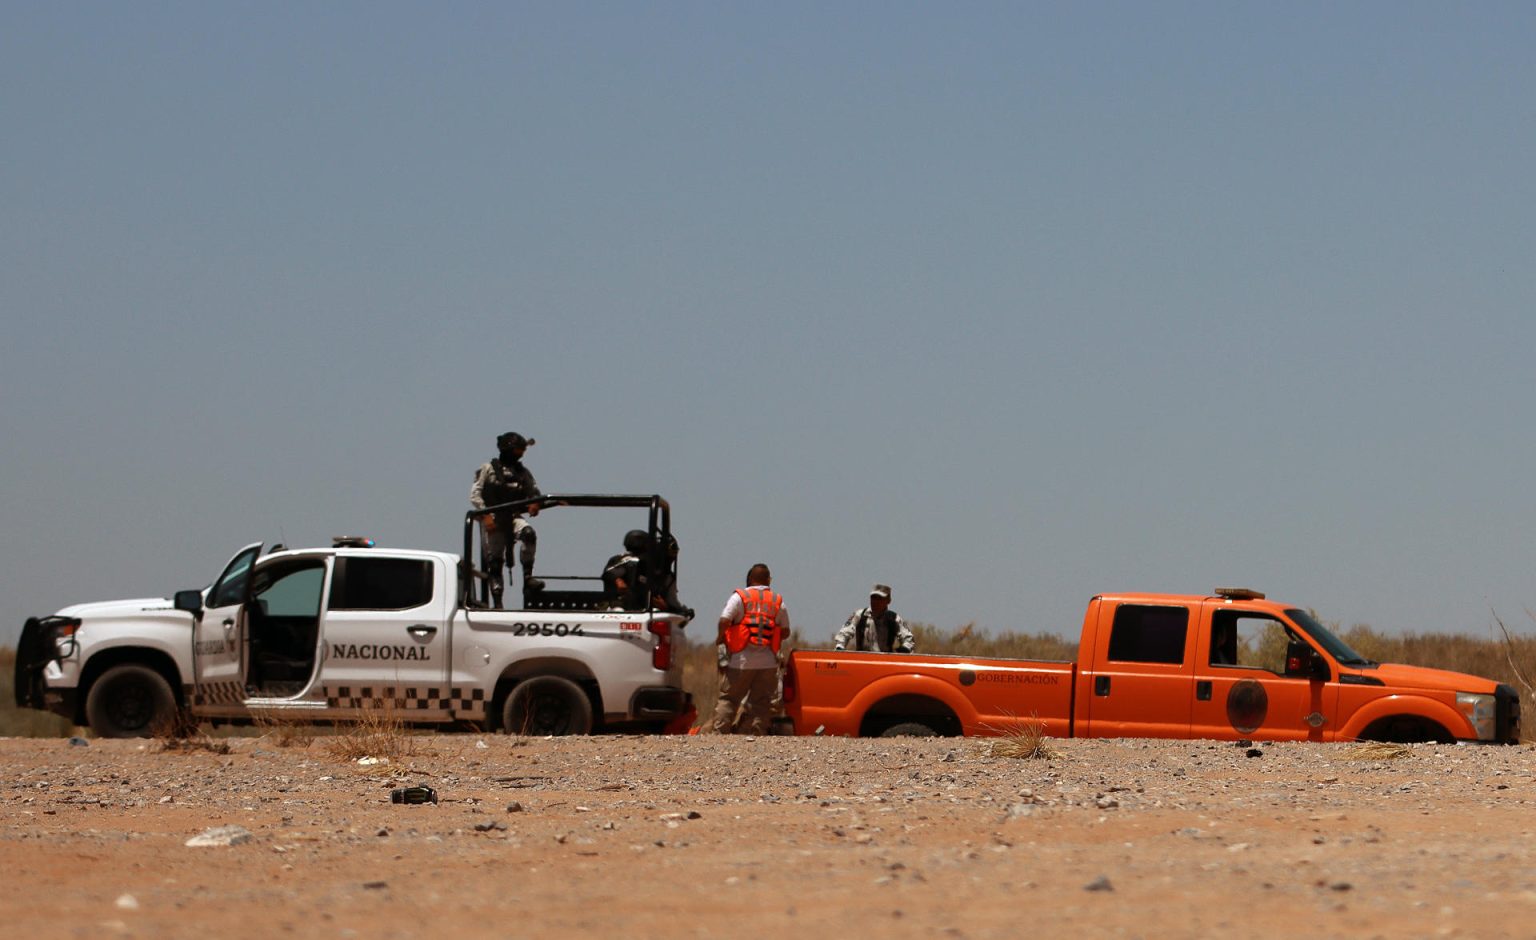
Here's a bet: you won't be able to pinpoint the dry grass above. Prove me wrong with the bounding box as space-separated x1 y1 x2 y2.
151 710 231 755
322 701 421 764
987 715 1058 760
1341 741 1413 761
0 647 81 737
252 711 317 749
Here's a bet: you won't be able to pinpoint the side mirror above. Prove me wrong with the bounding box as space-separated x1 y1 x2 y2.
1309 651 1332 682
1283 640 1313 678
173 590 204 617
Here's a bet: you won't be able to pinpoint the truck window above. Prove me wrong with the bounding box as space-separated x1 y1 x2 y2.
1106 605 1188 664
1211 610 1292 672
253 565 324 617
209 552 257 608
328 557 433 611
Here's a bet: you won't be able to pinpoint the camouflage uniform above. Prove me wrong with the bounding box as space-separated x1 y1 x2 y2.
834 606 915 653
601 551 641 610
469 457 540 607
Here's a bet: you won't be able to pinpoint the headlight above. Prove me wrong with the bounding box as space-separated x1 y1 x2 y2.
1456 692 1496 741
42 616 80 659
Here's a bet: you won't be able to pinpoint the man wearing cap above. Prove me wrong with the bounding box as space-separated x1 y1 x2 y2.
469 432 541 608
833 584 915 653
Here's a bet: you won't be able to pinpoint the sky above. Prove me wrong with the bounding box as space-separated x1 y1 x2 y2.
3 2 1534 650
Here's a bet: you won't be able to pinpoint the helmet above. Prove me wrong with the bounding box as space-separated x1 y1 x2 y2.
496 432 528 451
623 529 649 554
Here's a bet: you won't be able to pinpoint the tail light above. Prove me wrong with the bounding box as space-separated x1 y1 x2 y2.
781 658 796 704
648 620 673 670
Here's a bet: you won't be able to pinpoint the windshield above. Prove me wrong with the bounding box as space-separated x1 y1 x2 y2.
1286 608 1374 666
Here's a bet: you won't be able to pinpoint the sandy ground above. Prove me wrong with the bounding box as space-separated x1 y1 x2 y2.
3 732 1536 939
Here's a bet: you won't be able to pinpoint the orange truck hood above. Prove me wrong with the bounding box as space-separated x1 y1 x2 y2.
1351 662 1500 694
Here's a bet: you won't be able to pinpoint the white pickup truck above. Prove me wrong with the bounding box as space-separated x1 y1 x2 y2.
14 495 695 737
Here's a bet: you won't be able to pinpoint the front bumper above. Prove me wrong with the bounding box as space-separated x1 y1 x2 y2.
1495 683 1521 743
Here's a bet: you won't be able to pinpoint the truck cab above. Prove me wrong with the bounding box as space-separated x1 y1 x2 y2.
1076 589 1520 743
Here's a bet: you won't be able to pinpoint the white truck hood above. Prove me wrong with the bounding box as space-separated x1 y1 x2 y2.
56 597 178 619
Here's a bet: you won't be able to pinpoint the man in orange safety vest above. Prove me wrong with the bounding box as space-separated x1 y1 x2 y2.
711 563 790 734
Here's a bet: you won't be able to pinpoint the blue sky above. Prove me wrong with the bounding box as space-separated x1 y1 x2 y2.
3 2 1534 648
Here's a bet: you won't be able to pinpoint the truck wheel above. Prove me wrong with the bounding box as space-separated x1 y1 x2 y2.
880 721 939 738
503 676 594 736
85 664 177 738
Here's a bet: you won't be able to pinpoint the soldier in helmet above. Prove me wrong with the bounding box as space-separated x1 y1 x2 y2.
602 529 650 611
469 432 541 607
603 530 693 617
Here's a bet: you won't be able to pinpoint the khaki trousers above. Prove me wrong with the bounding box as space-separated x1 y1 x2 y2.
711 666 779 735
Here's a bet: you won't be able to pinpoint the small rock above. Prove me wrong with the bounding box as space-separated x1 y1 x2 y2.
1245 748 1263 759
506 802 525 813
1084 875 1114 892
115 894 139 911
363 881 388 890
474 821 507 832
186 825 254 847
68 737 89 747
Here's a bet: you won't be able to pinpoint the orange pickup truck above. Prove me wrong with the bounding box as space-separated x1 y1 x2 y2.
783 589 1520 744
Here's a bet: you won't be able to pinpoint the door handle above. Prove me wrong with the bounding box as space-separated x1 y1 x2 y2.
407 624 438 639
1094 675 1111 696
222 618 235 631
1196 680 1213 701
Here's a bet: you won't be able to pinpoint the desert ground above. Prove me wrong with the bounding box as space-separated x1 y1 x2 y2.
3 732 1535 939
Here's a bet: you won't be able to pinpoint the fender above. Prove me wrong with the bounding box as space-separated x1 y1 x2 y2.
1337 693 1472 741
75 634 192 690
846 673 979 731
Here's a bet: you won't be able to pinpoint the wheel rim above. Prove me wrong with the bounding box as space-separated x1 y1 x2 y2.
110 678 156 731
523 691 571 734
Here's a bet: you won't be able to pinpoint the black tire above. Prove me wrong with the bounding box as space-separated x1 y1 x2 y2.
879 721 939 738
502 676 594 736
1373 717 1453 745
85 664 177 738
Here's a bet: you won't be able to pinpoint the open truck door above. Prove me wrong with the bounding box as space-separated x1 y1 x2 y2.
183 542 262 715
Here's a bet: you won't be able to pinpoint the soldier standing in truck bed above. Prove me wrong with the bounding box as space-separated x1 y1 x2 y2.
469 432 541 608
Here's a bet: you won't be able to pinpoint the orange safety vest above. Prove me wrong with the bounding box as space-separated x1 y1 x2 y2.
723 586 784 654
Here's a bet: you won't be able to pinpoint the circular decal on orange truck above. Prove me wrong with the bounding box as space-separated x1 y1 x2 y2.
1226 679 1268 734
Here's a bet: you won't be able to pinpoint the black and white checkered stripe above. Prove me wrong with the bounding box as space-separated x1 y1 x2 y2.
324 685 488 719
188 681 246 707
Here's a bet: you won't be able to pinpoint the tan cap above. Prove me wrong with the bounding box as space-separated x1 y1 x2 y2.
870 584 891 600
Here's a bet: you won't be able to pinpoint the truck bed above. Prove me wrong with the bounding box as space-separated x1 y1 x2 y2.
786 649 1077 738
